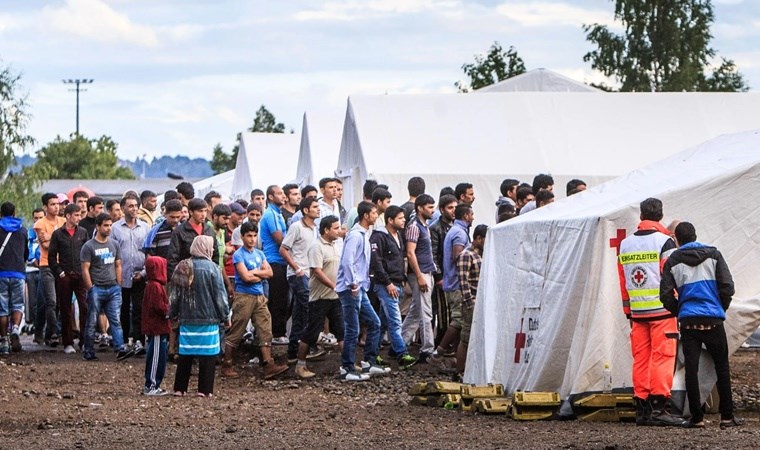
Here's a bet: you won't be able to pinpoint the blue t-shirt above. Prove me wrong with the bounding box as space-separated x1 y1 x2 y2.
259 205 286 265
443 220 471 292
233 246 267 295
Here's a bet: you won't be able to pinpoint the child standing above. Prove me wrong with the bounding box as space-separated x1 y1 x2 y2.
142 255 171 396
170 235 230 397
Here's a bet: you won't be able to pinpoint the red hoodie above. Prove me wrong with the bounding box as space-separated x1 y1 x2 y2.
142 256 171 335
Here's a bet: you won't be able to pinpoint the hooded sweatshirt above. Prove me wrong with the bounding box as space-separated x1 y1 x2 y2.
0 216 29 279
142 255 171 335
660 241 735 326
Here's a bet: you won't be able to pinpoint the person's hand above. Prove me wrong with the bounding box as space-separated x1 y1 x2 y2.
417 275 429 293
224 320 232 329
387 283 399 299
295 267 305 277
351 284 359 298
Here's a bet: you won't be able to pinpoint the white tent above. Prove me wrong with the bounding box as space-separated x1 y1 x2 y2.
192 169 235 200
230 132 300 200
476 68 601 93
336 92 760 226
467 129 760 415
295 111 343 187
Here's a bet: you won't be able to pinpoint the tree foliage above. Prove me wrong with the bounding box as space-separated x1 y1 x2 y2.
211 105 286 174
0 61 44 222
456 42 526 93
36 134 135 180
584 0 748 92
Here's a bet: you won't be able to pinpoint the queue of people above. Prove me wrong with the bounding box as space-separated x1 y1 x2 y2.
0 174 744 427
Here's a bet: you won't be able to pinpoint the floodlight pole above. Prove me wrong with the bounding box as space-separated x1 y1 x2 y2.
62 79 94 135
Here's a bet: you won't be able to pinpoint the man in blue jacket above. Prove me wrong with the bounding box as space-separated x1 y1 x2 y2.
661 222 743 429
0 202 29 354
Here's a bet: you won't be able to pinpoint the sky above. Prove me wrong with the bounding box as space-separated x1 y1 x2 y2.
2 0 759 161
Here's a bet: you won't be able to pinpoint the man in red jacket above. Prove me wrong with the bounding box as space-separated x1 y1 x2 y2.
142 255 171 396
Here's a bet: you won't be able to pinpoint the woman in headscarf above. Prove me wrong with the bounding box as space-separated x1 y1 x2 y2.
170 235 230 397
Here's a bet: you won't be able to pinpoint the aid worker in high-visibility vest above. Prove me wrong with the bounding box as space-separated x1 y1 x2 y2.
617 198 684 427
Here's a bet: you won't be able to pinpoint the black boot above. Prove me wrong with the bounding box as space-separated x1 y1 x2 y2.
634 397 650 426
648 395 685 427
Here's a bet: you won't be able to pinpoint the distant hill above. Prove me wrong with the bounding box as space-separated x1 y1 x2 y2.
12 154 214 179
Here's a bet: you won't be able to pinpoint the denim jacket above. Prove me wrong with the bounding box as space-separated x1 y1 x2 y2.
169 257 230 325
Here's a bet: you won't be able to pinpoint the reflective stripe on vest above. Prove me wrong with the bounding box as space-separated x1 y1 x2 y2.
619 232 671 318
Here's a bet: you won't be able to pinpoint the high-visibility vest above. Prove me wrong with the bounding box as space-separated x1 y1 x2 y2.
618 232 674 320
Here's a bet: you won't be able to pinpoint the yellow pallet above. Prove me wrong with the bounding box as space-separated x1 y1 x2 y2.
578 408 636 422
410 395 428 406
513 391 560 407
573 393 634 408
425 381 464 395
509 405 555 421
427 393 462 408
408 382 428 396
460 384 506 399
474 398 512 414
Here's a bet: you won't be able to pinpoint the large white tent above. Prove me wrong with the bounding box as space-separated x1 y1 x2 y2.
192 169 235 200
466 129 760 415
476 68 601 93
295 111 343 187
336 92 760 226
230 132 300 200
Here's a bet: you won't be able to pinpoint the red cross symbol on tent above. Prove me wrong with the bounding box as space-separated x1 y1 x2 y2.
514 318 526 363
609 229 627 255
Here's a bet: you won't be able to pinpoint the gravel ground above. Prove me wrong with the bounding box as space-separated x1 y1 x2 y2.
1 336 760 449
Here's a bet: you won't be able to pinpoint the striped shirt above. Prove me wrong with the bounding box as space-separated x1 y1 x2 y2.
457 246 482 303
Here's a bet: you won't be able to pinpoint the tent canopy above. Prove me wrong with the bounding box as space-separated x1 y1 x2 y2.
476 68 601 93
295 111 343 188
336 92 760 225
467 130 760 407
230 132 300 200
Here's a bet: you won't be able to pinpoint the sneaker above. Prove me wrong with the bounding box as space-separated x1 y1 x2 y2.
374 355 390 367
63 345 77 354
94 334 102 345
318 332 337 346
99 335 111 348
133 341 146 356
0 339 9 355
296 365 316 379
46 334 60 348
83 352 99 361
116 347 136 361
398 354 418 370
271 336 289 345
306 347 327 360
417 351 432 364
143 387 170 397
360 360 391 376
720 417 745 429
339 366 370 381
10 331 21 353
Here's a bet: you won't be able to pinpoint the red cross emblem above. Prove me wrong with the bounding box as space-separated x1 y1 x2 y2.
630 265 647 288
609 229 626 255
514 318 526 363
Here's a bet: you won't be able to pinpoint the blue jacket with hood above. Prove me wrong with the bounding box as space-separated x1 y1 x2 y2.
0 216 29 279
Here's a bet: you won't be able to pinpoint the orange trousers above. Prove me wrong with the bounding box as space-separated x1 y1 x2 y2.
630 317 678 399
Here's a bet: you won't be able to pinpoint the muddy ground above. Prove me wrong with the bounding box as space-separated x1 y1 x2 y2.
1 336 759 449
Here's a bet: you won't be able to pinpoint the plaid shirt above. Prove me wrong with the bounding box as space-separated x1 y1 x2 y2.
457 245 482 303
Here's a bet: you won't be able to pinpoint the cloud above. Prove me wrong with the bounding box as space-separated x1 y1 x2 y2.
41 0 159 47
293 0 461 21
496 2 616 28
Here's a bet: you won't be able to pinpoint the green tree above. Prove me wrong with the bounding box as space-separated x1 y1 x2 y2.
584 0 748 92
0 62 46 222
456 42 527 93
211 105 286 174
36 134 135 179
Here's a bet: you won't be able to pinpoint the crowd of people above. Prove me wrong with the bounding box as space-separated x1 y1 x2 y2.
0 172 744 427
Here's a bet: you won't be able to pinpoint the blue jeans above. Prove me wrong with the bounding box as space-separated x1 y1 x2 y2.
374 283 407 356
339 288 380 370
287 275 310 358
145 334 168 389
84 285 125 354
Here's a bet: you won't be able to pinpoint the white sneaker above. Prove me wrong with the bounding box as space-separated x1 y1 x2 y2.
339 367 370 381
318 332 338 346
271 336 289 345
360 360 391 376
63 345 77 354
143 387 170 397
